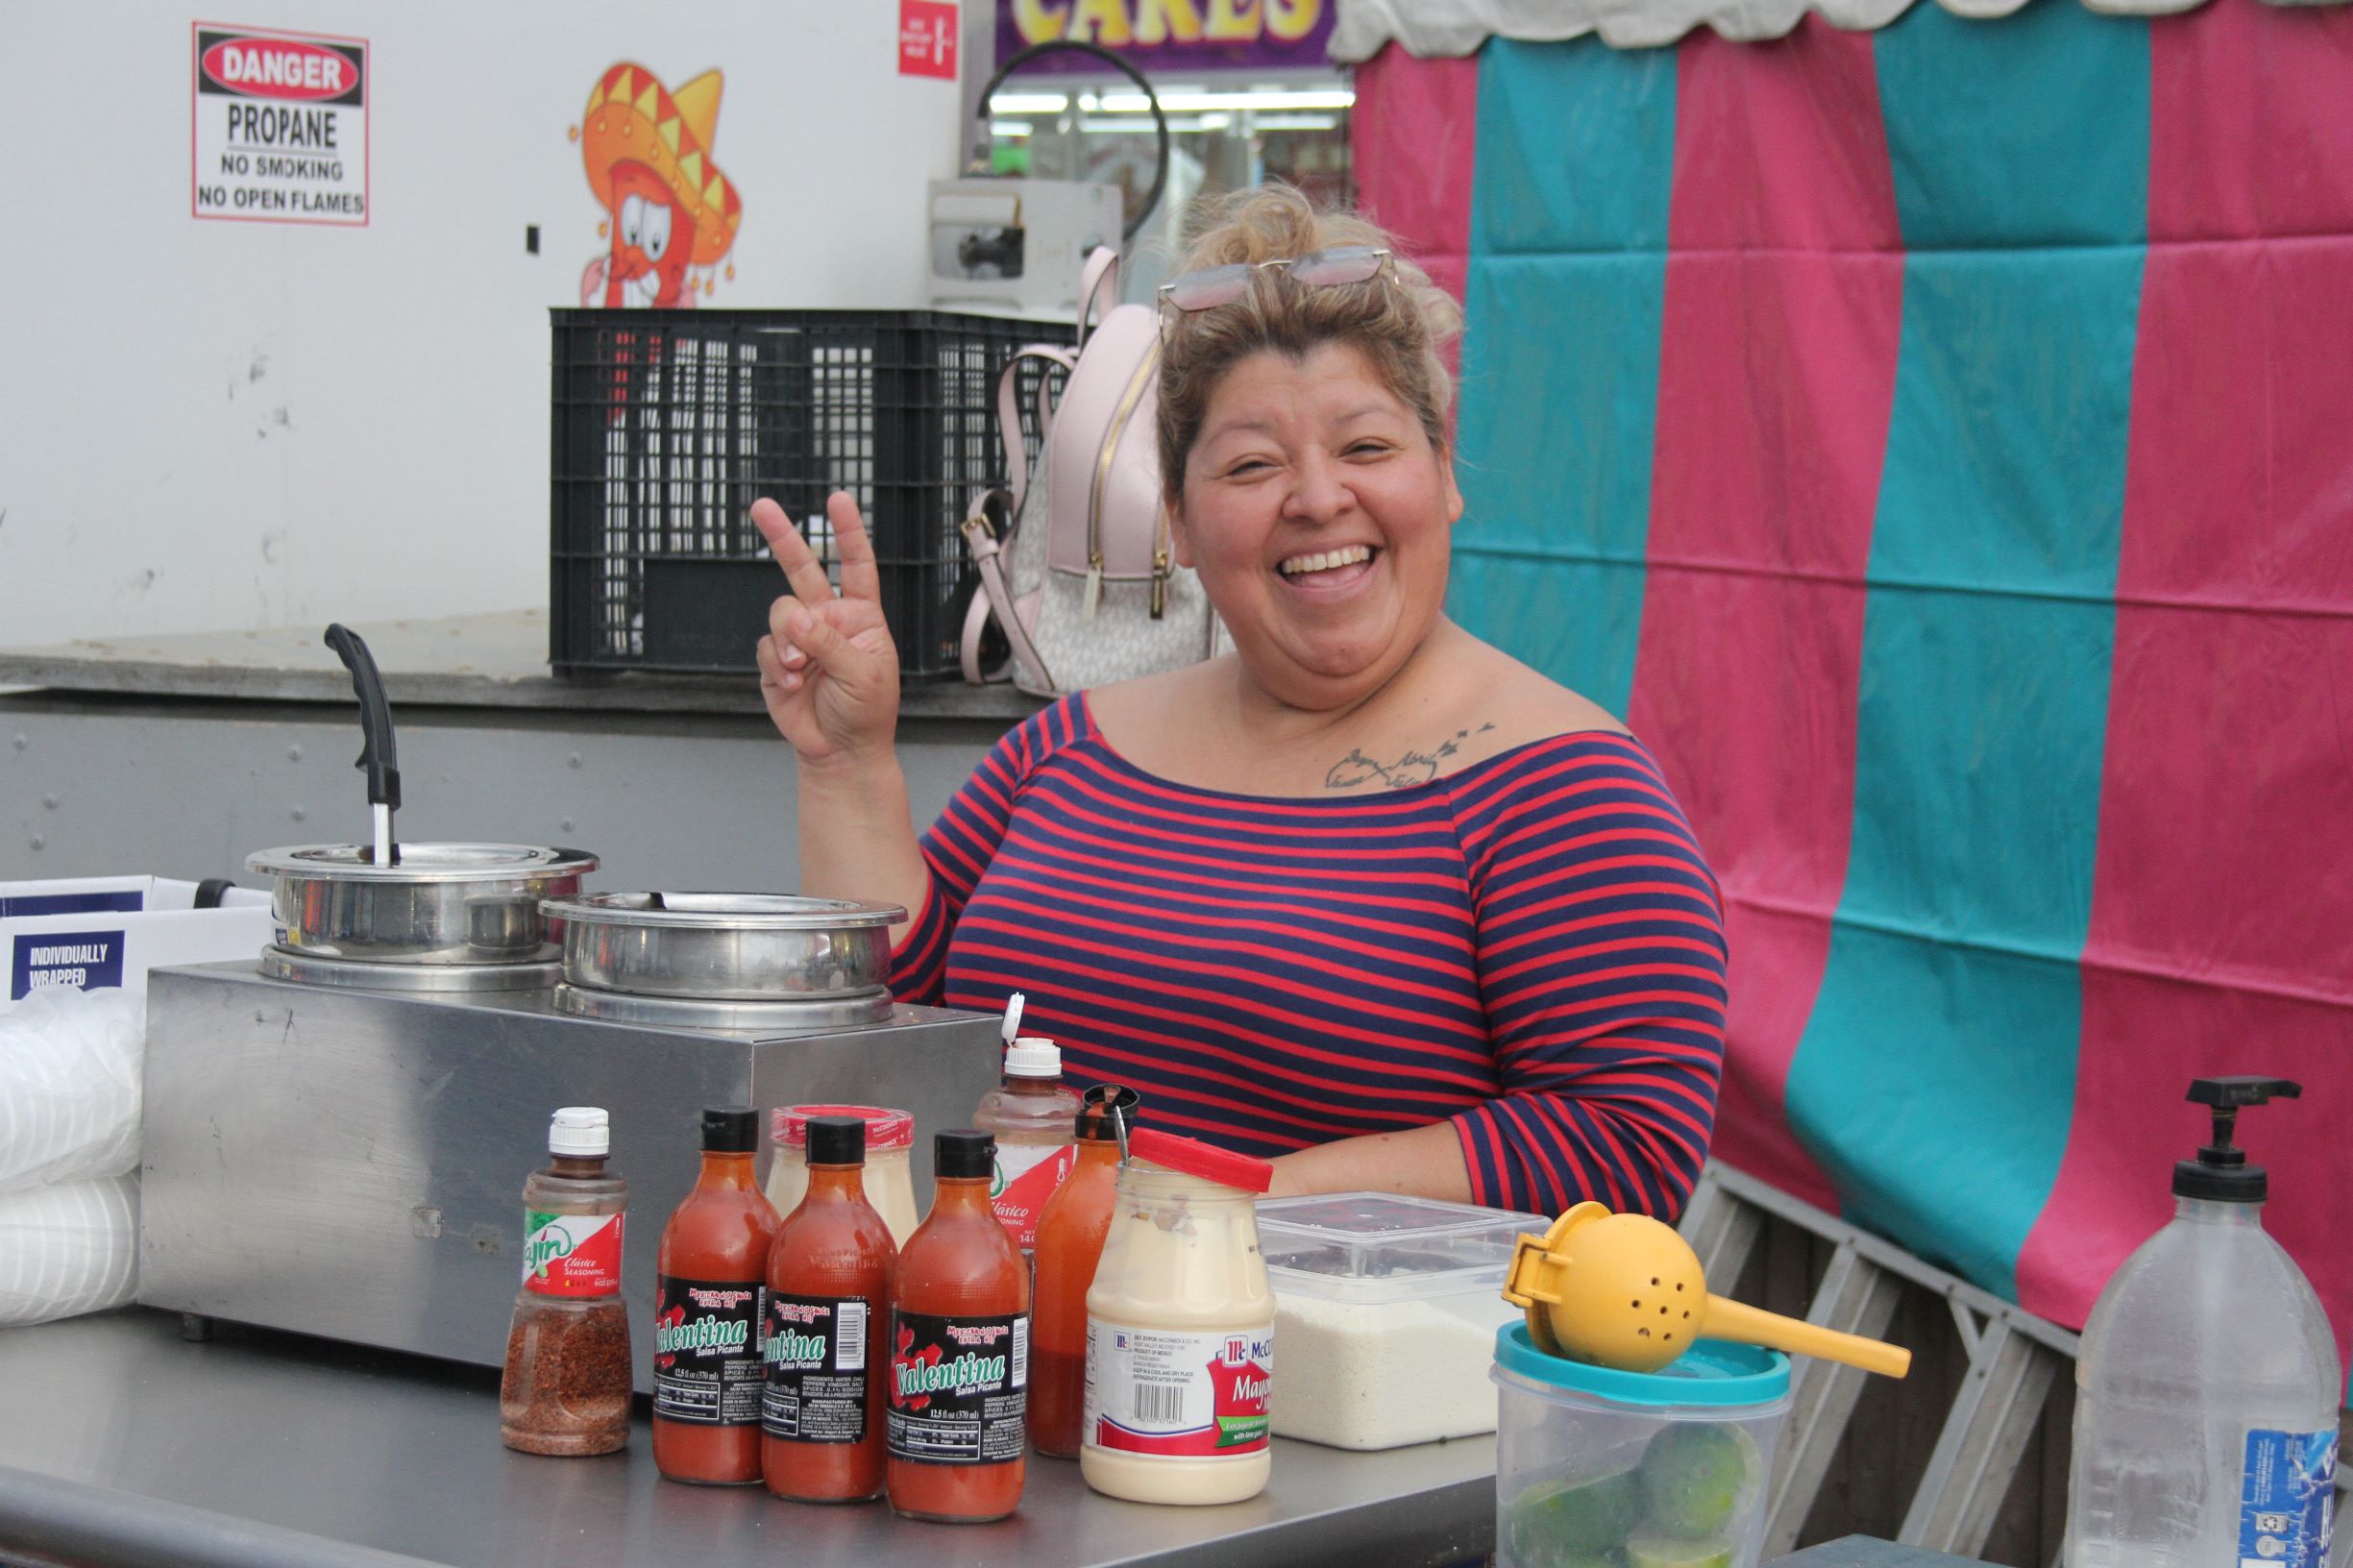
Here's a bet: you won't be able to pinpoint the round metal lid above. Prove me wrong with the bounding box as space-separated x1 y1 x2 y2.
247 844 600 884
551 982 896 1033
259 947 564 992
539 892 906 930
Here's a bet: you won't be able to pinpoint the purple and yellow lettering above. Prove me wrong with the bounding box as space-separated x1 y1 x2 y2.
1264 0 1319 41
1136 0 1206 43
1202 0 1261 41
1067 0 1135 45
1014 0 1071 43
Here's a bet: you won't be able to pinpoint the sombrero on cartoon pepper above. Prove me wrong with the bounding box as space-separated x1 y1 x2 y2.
579 63 743 266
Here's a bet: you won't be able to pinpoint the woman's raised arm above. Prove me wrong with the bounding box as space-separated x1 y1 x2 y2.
751 492 929 944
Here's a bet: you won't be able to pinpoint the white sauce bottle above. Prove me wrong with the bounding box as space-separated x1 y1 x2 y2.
1081 1129 1275 1507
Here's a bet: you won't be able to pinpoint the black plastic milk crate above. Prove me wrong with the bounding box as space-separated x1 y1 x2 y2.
550 308 1069 680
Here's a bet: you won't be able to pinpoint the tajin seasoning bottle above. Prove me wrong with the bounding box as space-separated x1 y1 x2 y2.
763 1114 898 1503
652 1106 779 1485
1031 1086 1139 1458
886 1129 1030 1523
500 1106 631 1457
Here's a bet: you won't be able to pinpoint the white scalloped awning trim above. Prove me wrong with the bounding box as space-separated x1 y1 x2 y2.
1332 0 2344 57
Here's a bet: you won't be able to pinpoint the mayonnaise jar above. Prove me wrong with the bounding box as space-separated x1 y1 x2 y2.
1080 1129 1275 1506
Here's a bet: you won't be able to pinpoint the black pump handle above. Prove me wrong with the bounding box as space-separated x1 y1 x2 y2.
323 624 402 812
2188 1077 2301 1108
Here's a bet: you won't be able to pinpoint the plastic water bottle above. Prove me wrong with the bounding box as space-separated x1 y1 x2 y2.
2065 1077 2341 1568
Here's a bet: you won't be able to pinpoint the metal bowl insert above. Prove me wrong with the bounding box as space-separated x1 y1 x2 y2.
248 844 600 967
542 892 905 1003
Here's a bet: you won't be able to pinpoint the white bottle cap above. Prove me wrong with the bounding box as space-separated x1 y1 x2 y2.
1004 1036 1061 1079
549 1106 610 1157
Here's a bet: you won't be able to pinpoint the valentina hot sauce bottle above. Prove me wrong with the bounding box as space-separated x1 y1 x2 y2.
763 1115 898 1503
887 1130 1031 1523
651 1107 780 1485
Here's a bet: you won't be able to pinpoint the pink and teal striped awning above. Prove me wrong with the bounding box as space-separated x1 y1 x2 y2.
1353 0 2353 1391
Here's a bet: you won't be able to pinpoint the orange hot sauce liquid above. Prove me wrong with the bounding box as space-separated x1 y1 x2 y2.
652 1145 778 1484
887 1173 1029 1522
1030 1134 1121 1458
763 1159 897 1502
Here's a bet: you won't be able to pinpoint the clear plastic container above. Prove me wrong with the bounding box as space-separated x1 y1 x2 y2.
2067 1077 2341 1568
972 1036 1081 1254
1259 1192 1548 1450
767 1105 919 1247
1491 1324 1791 1568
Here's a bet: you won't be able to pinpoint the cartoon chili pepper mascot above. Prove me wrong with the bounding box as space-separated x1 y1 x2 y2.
573 63 742 307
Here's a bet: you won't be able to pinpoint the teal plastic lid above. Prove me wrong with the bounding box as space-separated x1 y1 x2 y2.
1493 1322 1790 1408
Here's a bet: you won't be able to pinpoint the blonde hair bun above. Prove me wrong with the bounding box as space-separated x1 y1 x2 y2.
1157 184 1461 493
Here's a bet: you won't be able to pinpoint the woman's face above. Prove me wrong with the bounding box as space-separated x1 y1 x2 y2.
1171 342 1462 711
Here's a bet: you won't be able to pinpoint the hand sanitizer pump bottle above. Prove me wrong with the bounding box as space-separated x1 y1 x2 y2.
2065 1077 2340 1568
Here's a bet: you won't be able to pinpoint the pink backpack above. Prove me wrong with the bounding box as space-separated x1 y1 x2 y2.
960 248 1224 696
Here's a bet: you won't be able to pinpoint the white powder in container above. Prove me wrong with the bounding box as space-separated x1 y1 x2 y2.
1271 1286 1521 1451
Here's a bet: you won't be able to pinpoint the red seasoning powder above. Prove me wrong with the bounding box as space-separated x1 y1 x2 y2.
501 1107 632 1457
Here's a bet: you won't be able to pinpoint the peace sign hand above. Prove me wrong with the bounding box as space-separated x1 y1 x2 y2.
751 492 901 769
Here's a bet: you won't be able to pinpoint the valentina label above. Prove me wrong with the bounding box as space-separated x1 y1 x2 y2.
895 1351 1007 1399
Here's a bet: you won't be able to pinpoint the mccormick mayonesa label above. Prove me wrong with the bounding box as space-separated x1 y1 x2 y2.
1084 1321 1272 1458
763 1292 874 1443
991 1144 1076 1251
886 1311 1029 1464
652 1275 767 1426
521 1211 624 1297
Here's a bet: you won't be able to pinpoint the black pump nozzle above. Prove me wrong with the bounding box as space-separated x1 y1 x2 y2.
2175 1076 2301 1203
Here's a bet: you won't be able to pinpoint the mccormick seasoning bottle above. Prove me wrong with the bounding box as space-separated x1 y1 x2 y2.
651 1106 779 1485
886 1130 1030 1523
763 1115 898 1503
500 1107 631 1457
1030 1086 1140 1458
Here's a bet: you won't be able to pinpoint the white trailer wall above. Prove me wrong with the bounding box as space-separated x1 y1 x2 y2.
0 3 965 648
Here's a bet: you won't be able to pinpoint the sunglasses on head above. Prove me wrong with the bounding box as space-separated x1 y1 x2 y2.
1157 245 1394 319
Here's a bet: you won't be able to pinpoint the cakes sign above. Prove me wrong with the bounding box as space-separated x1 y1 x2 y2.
191 23 370 226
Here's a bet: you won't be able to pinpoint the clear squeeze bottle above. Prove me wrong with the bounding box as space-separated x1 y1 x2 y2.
973 1026 1081 1257
2066 1077 2341 1568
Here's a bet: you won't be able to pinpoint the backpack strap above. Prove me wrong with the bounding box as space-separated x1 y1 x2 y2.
959 487 1053 692
995 345 1078 513
1074 246 1120 355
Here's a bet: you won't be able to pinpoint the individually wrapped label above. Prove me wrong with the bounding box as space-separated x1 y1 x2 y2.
520 1211 623 1297
652 1275 766 1426
990 1142 1075 1251
763 1292 874 1444
1084 1319 1271 1458
2237 1427 2338 1568
886 1310 1028 1464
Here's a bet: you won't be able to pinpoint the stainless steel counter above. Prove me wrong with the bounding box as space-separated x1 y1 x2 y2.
0 1310 1500 1568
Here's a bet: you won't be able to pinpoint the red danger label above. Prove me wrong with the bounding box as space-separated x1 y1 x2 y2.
200 37 355 101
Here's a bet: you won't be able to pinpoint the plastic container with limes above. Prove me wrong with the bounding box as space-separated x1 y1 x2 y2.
1491 1323 1791 1568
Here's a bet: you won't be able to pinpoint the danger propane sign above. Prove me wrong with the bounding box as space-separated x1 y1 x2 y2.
191 23 369 226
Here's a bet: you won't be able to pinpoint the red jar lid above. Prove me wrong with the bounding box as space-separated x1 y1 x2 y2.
773 1104 914 1151
1126 1128 1273 1194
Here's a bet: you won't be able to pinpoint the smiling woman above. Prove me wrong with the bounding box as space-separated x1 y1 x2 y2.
754 185 1728 1218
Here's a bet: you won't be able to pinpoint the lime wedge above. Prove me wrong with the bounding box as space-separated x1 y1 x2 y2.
1507 1467 1640 1560
1637 1422 1761 1540
1625 1533 1735 1568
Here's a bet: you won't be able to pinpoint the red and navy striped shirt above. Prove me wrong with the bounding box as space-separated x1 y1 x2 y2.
888 694 1728 1218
